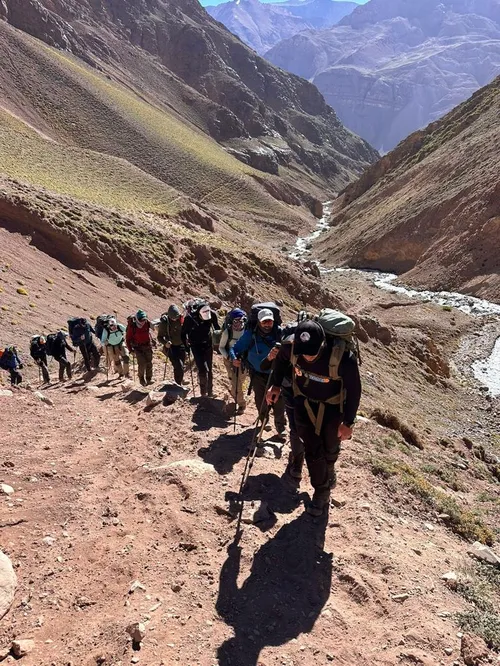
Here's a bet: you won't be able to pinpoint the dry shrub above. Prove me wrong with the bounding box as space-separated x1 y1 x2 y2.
370 408 424 449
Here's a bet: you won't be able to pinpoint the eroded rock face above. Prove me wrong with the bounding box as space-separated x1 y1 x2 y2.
317 77 500 303
267 0 500 152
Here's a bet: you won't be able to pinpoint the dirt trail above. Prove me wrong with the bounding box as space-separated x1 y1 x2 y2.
0 347 498 666
1 227 499 665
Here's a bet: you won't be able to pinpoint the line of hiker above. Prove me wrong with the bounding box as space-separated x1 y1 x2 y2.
1 300 361 516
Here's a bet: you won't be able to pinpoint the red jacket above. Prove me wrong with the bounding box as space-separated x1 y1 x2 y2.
126 320 152 349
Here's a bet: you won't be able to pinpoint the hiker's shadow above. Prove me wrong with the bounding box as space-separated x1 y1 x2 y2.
191 398 230 432
216 512 332 666
227 473 304 516
198 428 254 475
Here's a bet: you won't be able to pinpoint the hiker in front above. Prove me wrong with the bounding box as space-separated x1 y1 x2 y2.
219 308 247 414
231 304 286 438
101 318 130 379
30 335 50 384
268 316 361 516
261 322 303 479
68 317 100 372
158 305 185 385
181 300 220 397
0 346 23 386
126 310 154 386
50 331 75 382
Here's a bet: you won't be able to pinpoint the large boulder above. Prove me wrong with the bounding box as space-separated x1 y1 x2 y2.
0 550 17 619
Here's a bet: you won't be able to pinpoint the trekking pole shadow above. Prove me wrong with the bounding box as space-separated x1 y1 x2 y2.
216 512 332 666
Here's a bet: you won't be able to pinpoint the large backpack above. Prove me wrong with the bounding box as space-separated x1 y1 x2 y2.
30 335 44 357
185 298 208 320
291 309 360 435
68 317 90 344
247 302 282 332
0 347 15 370
95 314 113 341
45 333 59 357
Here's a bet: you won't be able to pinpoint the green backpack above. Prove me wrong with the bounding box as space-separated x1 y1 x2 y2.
292 309 360 434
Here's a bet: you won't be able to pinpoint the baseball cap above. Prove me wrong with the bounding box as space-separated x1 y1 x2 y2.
293 320 325 356
258 308 274 323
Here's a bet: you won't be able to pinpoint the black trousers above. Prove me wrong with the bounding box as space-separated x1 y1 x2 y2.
167 345 186 385
54 355 72 381
283 387 303 461
34 354 50 383
8 368 22 385
191 345 213 395
79 342 99 372
294 397 342 492
253 371 286 433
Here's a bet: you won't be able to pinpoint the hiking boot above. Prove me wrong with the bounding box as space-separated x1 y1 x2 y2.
146 380 154 386
275 430 287 443
236 404 246 415
140 379 147 387
264 423 272 432
306 489 330 516
288 455 304 480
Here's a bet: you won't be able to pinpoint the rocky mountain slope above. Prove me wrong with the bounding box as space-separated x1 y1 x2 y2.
206 0 357 54
266 0 500 152
317 76 500 302
0 0 376 198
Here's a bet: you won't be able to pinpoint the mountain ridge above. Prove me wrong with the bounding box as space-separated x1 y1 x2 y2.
317 75 500 302
266 0 500 152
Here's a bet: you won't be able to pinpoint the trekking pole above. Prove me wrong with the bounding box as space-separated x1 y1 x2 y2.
233 366 239 433
188 349 196 398
132 353 136 382
163 352 168 381
106 348 109 382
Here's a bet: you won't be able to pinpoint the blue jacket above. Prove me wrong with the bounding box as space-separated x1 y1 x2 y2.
231 328 281 374
0 348 21 370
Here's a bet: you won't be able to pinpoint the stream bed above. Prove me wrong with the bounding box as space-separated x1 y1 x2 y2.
289 209 500 397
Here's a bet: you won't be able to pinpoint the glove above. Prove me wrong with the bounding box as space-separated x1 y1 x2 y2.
19 364 24 369
165 341 172 349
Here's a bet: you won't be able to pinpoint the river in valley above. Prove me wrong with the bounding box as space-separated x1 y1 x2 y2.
289 208 500 397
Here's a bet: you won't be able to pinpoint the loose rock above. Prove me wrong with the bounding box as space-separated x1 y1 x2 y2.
461 633 489 665
146 391 164 408
468 541 500 567
0 551 17 620
11 639 35 658
441 571 458 589
0 389 13 398
34 391 54 406
126 621 146 644
0 484 14 496
242 501 273 525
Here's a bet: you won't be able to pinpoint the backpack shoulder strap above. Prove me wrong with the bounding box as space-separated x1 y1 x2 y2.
328 339 346 380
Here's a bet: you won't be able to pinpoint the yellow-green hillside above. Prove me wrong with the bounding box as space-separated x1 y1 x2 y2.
0 22 304 221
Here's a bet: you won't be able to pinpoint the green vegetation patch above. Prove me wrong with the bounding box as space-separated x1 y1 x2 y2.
371 457 495 545
456 562 500 649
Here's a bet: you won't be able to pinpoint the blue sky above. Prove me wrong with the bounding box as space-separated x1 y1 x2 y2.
200 0 369 6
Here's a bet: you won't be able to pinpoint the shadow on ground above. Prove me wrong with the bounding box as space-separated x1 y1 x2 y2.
227 472 304 516
216 511 332 666
191 397 230 431
198 427 254 475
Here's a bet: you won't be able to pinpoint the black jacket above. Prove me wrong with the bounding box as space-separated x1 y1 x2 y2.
181 311 219 348
272 340 361 425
